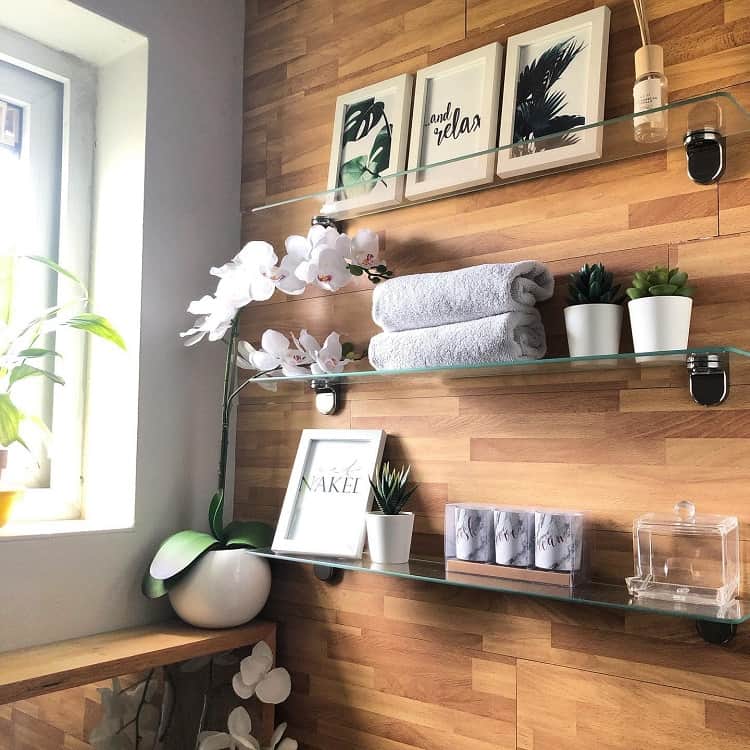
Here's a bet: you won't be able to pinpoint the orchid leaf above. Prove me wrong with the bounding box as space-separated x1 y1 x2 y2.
149 530 221 580
9 364 64 387
25 254 88 296
63 313 126 350
208 489 225 541
142 570 170 599
223 520 274 549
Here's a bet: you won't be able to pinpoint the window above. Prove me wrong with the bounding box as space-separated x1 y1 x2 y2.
1 30 96 523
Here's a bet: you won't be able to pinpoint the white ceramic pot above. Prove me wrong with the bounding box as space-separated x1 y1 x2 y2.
564 303 623 357
366 512 414 564
168 549 271 629
628 296 693 358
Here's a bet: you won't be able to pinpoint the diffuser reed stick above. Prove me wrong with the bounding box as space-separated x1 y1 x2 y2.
633 0 651 46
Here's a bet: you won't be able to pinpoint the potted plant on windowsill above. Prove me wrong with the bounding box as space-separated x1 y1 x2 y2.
626 266 694 359
0 255 124 526
564 262 626 357
366 462 417 565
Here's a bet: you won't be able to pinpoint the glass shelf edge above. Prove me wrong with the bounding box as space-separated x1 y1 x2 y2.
247 91 749 216
249 549 748 624
246 345 748 388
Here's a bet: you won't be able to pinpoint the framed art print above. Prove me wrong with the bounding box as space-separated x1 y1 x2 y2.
405 43 502 202
272 429 386 559
497 7 610 180
323 74 413 219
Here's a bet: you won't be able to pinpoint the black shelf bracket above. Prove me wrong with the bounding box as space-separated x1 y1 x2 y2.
696 620 737 645
687 351 729 406
311 379 340 415
314 565 342 584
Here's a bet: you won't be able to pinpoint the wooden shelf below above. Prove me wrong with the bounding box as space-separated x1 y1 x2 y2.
0 619 275 705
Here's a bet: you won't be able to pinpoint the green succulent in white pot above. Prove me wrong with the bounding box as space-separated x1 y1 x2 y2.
626 266 694 360
142 226 391 628
0 255 124 524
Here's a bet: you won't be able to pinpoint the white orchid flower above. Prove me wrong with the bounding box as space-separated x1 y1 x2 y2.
180 294 238 346
211 241 282 304
266 723 298 750
311 331 350 374
348 229 380 269
232 641 292 704
197 707 260 750
294 227 352 292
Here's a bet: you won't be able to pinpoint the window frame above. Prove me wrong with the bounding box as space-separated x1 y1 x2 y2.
0 26 96 522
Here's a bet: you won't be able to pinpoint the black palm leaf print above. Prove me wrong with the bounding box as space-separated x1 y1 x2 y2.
513 36 587 153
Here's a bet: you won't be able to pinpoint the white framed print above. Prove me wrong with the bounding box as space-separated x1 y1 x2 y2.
405 42 503 201
323 74 413 219
272 429 386 559
497 6 611 180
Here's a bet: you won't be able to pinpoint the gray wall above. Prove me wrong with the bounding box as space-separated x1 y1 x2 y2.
0 0 245 650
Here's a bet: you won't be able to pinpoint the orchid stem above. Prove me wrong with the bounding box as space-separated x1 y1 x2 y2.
217 317 240 497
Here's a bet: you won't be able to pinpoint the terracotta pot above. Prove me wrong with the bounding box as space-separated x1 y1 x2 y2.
168 549 272 628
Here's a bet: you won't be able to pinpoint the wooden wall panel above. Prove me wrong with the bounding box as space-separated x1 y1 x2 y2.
240 1 750 748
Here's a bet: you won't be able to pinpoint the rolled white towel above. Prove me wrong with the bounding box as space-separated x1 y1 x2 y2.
368 309 547 370
371 261 554 332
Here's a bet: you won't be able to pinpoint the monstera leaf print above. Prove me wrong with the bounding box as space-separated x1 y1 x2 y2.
512 36 586 156
339 122 393 198
343 97 386 144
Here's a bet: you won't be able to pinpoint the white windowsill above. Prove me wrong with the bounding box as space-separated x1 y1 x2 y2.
0 519 135 542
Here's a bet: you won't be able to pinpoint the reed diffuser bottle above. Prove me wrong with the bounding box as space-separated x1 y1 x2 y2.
633 0 668 143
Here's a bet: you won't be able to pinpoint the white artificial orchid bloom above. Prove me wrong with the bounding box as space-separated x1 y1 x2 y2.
265 723 298 750
236 340 258 370
294 227 353 292
211 240 282 304
232 641 292 704
180 294 238 346
197 707 261 750
349 229 380 268
311 332 350 374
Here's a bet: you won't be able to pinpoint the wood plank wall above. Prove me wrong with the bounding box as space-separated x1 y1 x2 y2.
239 1 750 747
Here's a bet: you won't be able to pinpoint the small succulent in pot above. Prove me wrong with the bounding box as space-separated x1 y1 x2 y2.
567 262 626 305
369 461 417 515
564 262 625 357
626 266 694 299
366 462 417 565
627 266 695 356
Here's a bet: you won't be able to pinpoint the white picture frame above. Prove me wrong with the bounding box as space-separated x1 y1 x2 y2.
272 429 387 559
497 6 611 179
405 42 503 201
322 74 413 219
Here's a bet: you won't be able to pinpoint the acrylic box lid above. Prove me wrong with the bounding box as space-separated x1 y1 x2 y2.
635 500 738 536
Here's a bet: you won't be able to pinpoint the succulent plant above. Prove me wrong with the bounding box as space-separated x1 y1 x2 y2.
567 263 625 306
626 266 694 300
369 461 417 515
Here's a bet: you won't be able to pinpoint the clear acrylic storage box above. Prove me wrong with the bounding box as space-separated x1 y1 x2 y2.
626 500 740 607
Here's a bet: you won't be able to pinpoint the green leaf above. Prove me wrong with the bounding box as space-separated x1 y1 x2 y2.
626 287 647 300
63 313 126 350
142 570 170 599
17 348 61 359
676 286 695 297
367 124 392 176
0 393 23 448
9 364 64 387
669 270 688 287
149 530 221 580
223 520 274 549
340 156 376 198
208 489 225 542
348 264 364 276
25 255 88 296
342 97 385 144
648 283 678 296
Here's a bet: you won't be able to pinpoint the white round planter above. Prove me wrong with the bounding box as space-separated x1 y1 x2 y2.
564 303 623 357
628 296 692 360
168 549 271 629
366 512 414 564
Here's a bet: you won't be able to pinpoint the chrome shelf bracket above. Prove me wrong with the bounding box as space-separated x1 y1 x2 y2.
687 351 730 406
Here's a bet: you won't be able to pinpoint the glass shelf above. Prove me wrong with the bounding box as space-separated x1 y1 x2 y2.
248 92 750 220
249 549 749 625
247 346 749 394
